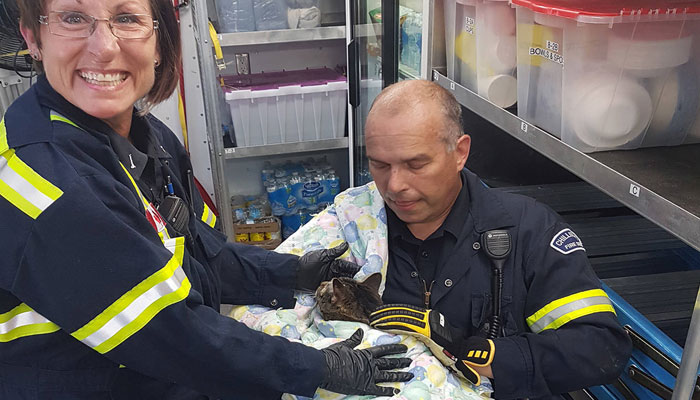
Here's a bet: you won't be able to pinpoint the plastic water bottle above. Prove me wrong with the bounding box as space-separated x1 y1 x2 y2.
327 169 340 200
289 172 304 211
301 173 322 206
261 161 274 183
274 166 287 180
266 179 284 216
314 170 325 202
280 178 297 215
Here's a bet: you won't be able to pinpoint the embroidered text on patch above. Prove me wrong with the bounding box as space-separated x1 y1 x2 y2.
550 228 585 254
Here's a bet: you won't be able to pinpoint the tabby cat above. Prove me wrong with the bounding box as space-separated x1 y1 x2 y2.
315 273 383 324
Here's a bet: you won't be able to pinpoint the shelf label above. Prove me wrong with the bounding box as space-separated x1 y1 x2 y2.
520 121 528 133
225 148 235 155
450 81 455 90
629 183 641 197
433 70 438 81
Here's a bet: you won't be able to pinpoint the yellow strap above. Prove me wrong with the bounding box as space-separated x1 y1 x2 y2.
0 49 30 58
177 90 189 151
208 21 226 73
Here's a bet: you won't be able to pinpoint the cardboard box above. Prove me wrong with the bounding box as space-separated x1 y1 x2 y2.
232 217 282 250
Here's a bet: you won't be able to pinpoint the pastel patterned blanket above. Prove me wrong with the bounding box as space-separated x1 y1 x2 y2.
228 182 492 399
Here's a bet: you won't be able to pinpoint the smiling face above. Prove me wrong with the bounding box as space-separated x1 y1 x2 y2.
366 101 470 238
21 0 159 136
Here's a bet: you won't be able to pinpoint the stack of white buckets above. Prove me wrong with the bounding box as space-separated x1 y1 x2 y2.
445 0 518 108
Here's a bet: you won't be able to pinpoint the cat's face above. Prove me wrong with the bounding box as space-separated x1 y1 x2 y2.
315 273 383 324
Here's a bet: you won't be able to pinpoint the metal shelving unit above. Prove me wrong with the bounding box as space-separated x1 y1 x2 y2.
187 1 352 239
224 137 348 159
432 70 700 400
217 26 346 46
433 71 700 252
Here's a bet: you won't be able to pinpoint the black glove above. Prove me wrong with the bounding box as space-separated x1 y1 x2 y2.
295 242 361 291
320 328 414 396
370 303 494 386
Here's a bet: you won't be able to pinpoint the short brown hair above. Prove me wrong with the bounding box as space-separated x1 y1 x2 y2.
368 80 464 151
17 0 181 108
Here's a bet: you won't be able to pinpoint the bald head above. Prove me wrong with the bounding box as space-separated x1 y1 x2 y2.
367 80 464 151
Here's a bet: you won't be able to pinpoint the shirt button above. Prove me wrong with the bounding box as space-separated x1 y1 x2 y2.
444 279 453 287
410 271 418 278
421 251 429 258
473 242 481 250
270 299 278 307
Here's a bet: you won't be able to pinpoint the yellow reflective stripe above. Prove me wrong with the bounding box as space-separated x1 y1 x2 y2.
540 304 617 332
0 118 8 153
119 162 171 241
0 149 63 219
119 162 149 212
201 203 216 227
71 237 190 354
49 111 81 129
0 303 60 342
527 289 615 333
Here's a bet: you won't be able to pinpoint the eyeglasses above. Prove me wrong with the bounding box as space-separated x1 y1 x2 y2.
38 11 159 39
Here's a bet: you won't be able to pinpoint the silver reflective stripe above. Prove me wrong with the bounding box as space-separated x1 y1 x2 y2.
0 309 52 334
49 111 81 129
0 304 60 342
80 266 187 349
201 204 216 227
204 209 215 226
0 154 55 211
163 238 178 254
528 295 613 333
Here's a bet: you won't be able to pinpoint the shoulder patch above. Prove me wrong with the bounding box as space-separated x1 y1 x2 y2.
550 228 585 255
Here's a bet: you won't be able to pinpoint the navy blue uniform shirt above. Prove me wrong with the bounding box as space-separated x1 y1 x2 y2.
0 75 325 399
383 169 632 399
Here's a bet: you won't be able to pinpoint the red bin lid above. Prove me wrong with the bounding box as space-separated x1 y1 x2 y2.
510 0 700 22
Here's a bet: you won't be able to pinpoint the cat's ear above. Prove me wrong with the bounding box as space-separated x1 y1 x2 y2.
362 273 383 295
332 279 347 299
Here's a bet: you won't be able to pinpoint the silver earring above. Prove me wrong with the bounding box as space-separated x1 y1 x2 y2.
31 52 40 60
154 59 160 67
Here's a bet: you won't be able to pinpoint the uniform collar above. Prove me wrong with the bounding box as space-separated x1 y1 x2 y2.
461 168 516 232
31 74 171 175
34 74 116 136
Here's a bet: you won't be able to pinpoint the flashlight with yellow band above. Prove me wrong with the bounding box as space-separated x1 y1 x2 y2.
369 303 494 386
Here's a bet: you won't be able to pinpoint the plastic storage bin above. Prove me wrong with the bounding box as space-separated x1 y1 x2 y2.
224 68 347 147
475 0 517 108
445 0 478 91
216 0 256 33
216 0 323 32
513 0 700 152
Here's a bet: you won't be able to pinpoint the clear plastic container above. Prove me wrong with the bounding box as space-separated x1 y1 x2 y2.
223 68 347 147
513 0 700 152
475 0 517 108
444 0 478 91
216 0 256 33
